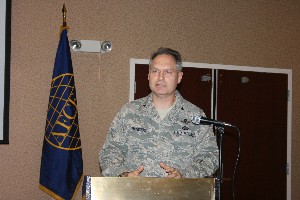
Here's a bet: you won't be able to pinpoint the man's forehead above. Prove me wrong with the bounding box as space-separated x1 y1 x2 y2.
151 55 177 68
153 54 176 61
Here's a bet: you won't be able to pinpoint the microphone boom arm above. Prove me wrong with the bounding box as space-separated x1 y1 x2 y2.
191 116 233 127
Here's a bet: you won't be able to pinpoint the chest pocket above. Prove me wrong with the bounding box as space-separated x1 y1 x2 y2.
127 125 151 141
171 122 196 153
126 122 155 151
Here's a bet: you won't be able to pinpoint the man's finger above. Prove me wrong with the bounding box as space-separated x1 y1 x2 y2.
135 165 144 174
160 163 175 172
159 162 170 171
127 165 145 177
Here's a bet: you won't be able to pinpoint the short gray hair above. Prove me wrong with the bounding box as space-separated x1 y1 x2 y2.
149 47 183 71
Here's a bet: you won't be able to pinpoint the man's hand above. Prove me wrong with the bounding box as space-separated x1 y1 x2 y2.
126 165 144 177
160 163 182 178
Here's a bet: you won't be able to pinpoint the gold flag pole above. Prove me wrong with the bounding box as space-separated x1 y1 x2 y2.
62 4 67 27
60 4 69 32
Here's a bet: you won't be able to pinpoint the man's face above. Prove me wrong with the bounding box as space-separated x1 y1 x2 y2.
148 54 183 97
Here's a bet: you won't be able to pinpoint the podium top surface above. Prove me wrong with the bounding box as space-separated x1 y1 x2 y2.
84 176 215 200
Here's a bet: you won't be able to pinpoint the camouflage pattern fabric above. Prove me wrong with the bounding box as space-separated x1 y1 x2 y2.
99 91 219 178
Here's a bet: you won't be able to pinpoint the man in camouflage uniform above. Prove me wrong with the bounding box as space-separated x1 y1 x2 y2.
100 47 219 178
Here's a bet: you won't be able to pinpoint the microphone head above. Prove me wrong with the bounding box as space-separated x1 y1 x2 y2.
191 116 201 125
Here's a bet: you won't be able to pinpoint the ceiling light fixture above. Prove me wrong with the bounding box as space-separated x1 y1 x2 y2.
69 40 112 53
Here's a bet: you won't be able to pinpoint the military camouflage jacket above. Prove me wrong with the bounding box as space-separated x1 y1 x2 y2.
99 91 219 178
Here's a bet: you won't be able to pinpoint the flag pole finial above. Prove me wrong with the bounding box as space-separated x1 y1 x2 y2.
60 4 69 32
62 4 67 27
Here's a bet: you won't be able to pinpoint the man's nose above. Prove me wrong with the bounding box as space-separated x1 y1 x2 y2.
158 71 165 80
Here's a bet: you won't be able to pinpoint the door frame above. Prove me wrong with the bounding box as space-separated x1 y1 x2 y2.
130 58 292 200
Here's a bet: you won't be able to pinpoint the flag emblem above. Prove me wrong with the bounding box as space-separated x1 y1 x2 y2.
45 73 81 150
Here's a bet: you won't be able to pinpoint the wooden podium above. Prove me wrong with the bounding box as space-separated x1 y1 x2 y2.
83 176 216 200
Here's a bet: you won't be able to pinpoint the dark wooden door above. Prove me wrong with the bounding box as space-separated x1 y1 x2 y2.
217 70 288 200
134 64 288 200
134 64 151 99
177 67 213 118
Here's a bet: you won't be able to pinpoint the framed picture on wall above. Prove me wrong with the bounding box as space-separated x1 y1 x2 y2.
0 0 11 144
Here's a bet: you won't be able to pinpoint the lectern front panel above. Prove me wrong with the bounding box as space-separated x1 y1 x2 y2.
87 177 215 200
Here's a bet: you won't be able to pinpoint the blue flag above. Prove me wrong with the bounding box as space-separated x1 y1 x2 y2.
39 29 83 200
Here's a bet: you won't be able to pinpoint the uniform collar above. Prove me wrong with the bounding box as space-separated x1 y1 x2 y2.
139 91 186 117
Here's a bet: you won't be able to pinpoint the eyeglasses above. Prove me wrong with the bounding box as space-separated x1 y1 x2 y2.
149 67 178 77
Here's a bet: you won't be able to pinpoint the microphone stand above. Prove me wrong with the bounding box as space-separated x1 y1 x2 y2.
216 125 224 200
191 116 228 200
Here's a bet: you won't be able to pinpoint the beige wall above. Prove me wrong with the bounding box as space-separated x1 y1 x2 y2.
0 0 299 199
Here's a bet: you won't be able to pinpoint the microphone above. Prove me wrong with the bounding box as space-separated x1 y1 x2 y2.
191 116 233 127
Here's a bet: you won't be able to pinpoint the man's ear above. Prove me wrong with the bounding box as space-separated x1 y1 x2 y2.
177 72 183 84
